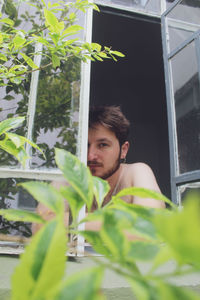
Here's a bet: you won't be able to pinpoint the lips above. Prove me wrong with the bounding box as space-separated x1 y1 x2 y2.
88 161 103 168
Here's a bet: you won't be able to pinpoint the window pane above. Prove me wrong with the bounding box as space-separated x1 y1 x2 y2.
171 41 200 174
166 0 200 52
31 58 81 169
0 84 29 167
97 0 161 14
179 182 200 205
0 178 37 239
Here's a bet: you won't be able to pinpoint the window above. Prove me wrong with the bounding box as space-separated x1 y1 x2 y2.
161 0 200 204
0 0 91 255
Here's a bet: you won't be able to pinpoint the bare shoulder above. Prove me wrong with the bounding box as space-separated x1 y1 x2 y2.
126 163 159 187
124 163 165 208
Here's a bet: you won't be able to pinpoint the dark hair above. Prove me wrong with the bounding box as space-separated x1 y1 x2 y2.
89 105 130 145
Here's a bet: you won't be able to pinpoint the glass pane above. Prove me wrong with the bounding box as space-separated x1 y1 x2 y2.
171 41 200 174
0 178 38 240
179 182 200 205
31 58 81 169
0 84 29 168
0 1 35 167
166 0 200 52
97 0 161 14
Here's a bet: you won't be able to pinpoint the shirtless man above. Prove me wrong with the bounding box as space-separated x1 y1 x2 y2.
87 105 164 208
33 106 164 233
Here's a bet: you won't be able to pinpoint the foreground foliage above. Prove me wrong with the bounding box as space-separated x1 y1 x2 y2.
0 149 200 300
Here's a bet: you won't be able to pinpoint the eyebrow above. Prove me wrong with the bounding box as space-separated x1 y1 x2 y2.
96 138 112 143
88 138 112 145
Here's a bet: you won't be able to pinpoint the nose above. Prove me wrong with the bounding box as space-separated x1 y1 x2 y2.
88 145 98 161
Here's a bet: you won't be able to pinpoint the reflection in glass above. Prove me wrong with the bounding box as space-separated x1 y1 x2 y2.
167 26 193 53
0 178 38 238
171 42 200 174
31 57 81 169
166 0 200 53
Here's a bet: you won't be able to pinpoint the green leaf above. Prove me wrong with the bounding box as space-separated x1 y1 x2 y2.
92 176 109 209
0 53 7 61
13 35 26 49
20 53 39 69
6 132 45 158
127 241 159 261
62 25 83 37
55 149 94 211
12 219 67 300
60 186 85 222
48 267 104 300
154 196 200 269
0 18 14 26
114 187 175 208
91 43 101 52
20 181 65 215
0 117 24 135
52 53 60 68
0 138 29 167
156 281 200 300
0 209 45 224
110 50 125 57
80 230 111 257
44 8 64 33
100 212 128 259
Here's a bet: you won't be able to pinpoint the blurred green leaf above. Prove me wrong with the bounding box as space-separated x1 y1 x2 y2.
0 117 24 135
55 148 94 211
60 185 85 222
114 187 175 208
154 196 200 269
20 181 65 214
20 53 38 69
12 219 67 300
49 267 104 300
0 208 45 224
93 176 109 209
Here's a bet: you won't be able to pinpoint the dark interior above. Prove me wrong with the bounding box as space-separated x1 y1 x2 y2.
89 6 171 198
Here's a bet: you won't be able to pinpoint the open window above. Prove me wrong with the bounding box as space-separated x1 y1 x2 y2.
89 6 171 200
161 0 200 204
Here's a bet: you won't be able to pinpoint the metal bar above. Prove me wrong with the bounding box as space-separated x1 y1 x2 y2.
168 18 200 33
175 170 200 185
76 7 93 257
161 0 167 14
25 43 43 169
195 35 200 85
168 29 200 59
161 13 179 204
0 167 64 180
162 0 182 17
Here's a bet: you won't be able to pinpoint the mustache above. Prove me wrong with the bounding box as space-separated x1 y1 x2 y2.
87 161 103 167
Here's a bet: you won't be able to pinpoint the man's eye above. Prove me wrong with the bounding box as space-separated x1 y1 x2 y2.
99 143 108 148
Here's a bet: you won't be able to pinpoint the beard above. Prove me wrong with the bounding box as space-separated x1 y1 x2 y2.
100 151 121 180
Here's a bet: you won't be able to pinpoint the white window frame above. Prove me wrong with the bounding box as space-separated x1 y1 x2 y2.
0 0 169 255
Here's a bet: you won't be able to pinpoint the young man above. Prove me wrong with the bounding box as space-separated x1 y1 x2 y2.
33 106 164 233
87 105 165 209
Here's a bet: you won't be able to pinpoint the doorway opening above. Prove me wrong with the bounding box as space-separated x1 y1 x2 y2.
90 6 171 198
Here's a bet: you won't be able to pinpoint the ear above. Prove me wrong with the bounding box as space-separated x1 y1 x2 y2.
120 141 129 159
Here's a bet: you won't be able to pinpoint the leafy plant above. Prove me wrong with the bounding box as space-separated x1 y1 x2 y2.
0 149 200 300
0 116 44 167
0 0 124 235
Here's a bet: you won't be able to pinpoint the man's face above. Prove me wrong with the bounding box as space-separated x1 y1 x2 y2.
87 124 122 179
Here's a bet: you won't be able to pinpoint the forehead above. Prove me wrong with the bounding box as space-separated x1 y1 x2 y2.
88 124 117 142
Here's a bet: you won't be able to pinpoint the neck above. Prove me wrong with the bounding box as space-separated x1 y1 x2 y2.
106 164 123 196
